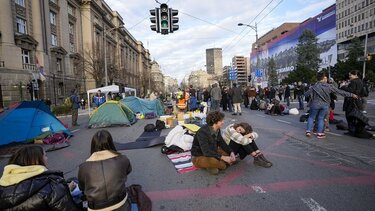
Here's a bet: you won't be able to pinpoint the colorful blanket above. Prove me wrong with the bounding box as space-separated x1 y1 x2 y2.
167 151 199 174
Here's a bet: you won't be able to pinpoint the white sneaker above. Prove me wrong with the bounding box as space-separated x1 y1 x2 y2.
362 110 367 114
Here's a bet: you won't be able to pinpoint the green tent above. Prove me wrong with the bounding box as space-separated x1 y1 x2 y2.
88 101 136 128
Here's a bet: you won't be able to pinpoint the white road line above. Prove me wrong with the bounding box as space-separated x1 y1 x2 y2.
71 129 80 133
256 114 266 118
251 186 266 193
276 119 291 124
326 131 343 136
301 198 327 211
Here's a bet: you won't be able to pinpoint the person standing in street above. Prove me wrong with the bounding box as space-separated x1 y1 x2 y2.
231 83 243 115
210 83 222 111
295 81 305 110
71 89 80 126
191 111 236 175
340 70 373 139
284 84 291 107
304 72 357 139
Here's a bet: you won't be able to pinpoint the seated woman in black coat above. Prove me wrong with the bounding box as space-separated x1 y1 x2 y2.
0 145 81 211
78 130 132 211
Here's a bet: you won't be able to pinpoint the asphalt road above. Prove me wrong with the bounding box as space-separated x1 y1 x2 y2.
1 93 375 211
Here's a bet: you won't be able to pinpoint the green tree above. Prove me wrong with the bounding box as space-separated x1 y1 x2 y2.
267 58 278 86
283 30 321 84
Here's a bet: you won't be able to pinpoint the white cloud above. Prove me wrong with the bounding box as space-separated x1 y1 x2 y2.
105 0 335 83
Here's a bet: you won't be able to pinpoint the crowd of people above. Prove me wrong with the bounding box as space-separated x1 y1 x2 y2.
1 69 372 209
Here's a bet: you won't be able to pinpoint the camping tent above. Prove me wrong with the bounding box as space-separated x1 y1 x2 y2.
88 100 136 128
0 101 71 146
120 96 164 116
87 85 120 115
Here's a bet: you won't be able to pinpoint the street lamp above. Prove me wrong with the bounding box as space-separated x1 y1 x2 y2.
103 26 124 86
238 22 259 86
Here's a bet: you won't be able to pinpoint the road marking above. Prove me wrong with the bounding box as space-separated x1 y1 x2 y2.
256 114 266 117
326 131 342 136
251 186 266 193
301 198 327 211
276 119 291 124
71 129 80 133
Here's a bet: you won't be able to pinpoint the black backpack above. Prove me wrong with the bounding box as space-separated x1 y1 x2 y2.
155 120 166 131
144 124 156 132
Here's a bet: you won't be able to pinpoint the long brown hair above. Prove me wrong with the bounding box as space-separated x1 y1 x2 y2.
233 122 253 135
90 130 119 155
8 145 46 166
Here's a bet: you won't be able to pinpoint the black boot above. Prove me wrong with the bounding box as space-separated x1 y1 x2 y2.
253 154 272 168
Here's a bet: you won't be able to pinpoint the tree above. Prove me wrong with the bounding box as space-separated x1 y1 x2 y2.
82 48 105 87
283 30 321 84
267 58 278 86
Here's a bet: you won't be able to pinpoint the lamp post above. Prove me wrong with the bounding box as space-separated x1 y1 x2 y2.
238 22 259 86
103 26 123 86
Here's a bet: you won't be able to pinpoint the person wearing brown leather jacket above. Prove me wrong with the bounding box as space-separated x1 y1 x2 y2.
78 130 132 211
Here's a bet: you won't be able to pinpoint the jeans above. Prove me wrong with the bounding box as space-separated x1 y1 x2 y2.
306 105 328 133
298 95 304 109
229 140 259 160
211 99 220 111
285 96 290 107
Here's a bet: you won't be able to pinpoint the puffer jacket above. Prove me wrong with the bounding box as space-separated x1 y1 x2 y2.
78 150 132 210
0 170 80 211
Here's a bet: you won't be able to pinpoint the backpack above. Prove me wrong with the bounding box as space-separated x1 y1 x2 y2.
155 120 166 131
64 96 72 108
144 124 156 132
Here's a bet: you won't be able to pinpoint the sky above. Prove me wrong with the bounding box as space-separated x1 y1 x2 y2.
105 0 335 83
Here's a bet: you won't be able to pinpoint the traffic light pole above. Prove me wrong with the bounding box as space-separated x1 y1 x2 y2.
363 31 368 79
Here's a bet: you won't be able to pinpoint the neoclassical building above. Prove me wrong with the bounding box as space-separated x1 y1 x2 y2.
0 0 151 107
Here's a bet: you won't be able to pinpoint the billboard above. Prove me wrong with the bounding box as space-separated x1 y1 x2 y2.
250 4 336 77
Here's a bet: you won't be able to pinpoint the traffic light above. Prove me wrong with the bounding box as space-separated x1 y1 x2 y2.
149 8 160 33
368 54 372 61
169 8 179 33
159 3 169 35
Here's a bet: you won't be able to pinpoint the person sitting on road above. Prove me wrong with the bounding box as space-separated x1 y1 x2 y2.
78 130 132 211
222 122 272 168
0 145 81 211
191 111 236 175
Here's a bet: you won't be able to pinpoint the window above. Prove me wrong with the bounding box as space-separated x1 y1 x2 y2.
51 34 57 46
15 0 25 7
50 11 56 25
56 58 61 72
68 4 75 16
70 42 75 52
21 49 30 64
16 17 27 34
69 23 74 35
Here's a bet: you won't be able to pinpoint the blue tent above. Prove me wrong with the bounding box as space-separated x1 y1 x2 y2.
0 101 71 146
120 96 164 116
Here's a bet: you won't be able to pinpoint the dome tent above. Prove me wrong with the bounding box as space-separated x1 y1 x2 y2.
88 101 136 128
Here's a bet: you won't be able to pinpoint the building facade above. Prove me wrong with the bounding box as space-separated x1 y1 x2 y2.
206 48 223 76
336 0 375 60
250 4 337 87
188 69 212 89
150 60 164 95
163 75 178 97
231 56 249 88
0 0 151 108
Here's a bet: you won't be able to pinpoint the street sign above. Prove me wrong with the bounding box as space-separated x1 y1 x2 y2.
255 68 263 77
228 67 237 81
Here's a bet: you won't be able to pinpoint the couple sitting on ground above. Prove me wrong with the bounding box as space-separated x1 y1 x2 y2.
0 130 136 211
191 111 272 175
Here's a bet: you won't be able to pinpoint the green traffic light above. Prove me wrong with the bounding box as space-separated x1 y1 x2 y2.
161 20 168 28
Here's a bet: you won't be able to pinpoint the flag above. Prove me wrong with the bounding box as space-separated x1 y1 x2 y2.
35 56 46 81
